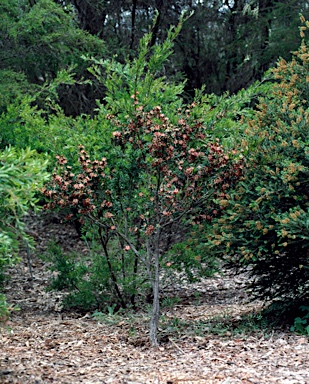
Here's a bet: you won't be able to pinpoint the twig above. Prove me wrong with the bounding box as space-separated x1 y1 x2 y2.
26 243 33 280
169 338 186 354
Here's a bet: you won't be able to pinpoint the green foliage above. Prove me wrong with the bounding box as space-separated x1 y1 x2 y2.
0 13 191 163
0 293 19 326
86 12 192 122
0 294 10 324
42 241 102 310
42 241 84 292
164 227 220 284
62 0 306 97
0 146 49 322
1 0 105 80
39 16 243 328
290 306 309 336
0 97 51 152
0 93 106 163
160 309 271 339
0 146 49 263
200 17 309 319
42 92 243 345
0 0 105 115
42 99 242 310
191 79 274 146
0 70 34 115
2 0 307 117
42 240 148 311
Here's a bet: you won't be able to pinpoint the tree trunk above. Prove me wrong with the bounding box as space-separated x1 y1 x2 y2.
149 229 162 347
150 0 164 48
98 227 127 309
149 247 160 347
130 0 138 50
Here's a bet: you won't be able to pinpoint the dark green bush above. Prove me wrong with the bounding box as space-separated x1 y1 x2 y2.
290 306 309 336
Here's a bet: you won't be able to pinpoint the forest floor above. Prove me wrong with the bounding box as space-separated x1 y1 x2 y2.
0 212 308 384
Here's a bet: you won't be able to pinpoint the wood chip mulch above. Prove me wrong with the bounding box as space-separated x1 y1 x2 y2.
0 212 308 383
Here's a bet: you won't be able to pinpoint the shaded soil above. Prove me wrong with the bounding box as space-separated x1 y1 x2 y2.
0 213 308 383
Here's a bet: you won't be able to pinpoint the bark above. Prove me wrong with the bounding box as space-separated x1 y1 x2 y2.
98 227 127 309
130 0 138 50
150 0 164 48
149 231 161 347
71 0 107 38
149 247 160 347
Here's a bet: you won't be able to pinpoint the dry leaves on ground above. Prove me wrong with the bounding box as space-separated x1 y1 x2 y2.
0 213 308 383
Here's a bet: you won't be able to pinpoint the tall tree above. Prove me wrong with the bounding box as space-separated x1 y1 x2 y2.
0 0 106 115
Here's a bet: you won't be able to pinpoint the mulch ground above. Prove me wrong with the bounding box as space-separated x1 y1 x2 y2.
0 212 308 383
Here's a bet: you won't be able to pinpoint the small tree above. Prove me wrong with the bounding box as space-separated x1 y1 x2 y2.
42 97 243 346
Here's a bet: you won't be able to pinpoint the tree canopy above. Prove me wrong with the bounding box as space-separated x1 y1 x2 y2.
1 0 307 115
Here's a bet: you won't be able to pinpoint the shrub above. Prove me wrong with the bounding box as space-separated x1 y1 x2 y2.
0 78 96 158
290 306 309 336
201 16 309 322
42 97 244 345
0 146 49 322
42 240 147 312
39 13 242 345
0 0 106 116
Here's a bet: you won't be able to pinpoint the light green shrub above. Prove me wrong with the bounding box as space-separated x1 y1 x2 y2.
0 146 49 321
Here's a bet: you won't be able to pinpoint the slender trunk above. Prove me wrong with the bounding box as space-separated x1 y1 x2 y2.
130 226 141 309
149 257 160 346
150 0 164 48
130 252 139 309
98 227 127 309
149 235 161 347
130 0 138 50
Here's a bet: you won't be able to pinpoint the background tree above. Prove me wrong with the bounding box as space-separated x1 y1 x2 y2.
58 0 307 97
0 0 105 115
1 0 307 116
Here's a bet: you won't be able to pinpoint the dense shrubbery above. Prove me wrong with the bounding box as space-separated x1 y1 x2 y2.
200 17 309 327
0 0 106 116
0 146 49 322
38 17 309 340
